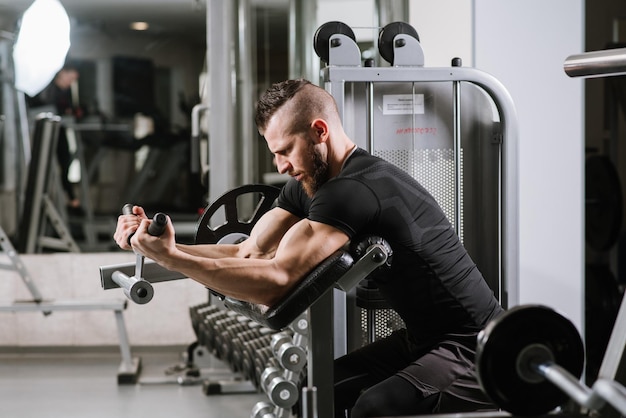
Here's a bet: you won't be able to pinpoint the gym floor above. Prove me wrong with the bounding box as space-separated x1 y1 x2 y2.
0 346 266 418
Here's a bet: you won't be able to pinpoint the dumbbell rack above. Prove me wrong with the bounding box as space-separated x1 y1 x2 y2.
187 301 309 415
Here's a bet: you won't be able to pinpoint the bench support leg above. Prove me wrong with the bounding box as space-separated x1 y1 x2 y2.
114 309 141 384
308 290 335 417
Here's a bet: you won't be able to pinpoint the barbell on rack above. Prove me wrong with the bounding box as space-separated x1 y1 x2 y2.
476 304 626 416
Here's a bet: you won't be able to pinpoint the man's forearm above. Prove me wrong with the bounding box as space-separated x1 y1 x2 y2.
163 249 288 306
175 242 240 258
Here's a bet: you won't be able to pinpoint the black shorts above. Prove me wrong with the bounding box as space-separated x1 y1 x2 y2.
334 329 497 416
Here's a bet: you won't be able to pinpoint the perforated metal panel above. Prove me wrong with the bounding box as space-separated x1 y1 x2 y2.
374 148 463 238
359 307 405 343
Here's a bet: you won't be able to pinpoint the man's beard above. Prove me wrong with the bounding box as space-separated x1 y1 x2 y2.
301 144 329 198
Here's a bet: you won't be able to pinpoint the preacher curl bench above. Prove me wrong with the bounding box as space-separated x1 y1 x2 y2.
101 184 626 418
100 184 393 417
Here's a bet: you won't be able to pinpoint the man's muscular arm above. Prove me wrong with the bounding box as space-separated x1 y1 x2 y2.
128 207 350 306
175 206 300 260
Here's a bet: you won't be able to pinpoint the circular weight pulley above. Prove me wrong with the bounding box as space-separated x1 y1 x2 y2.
195 184 281 245
476 305 585 416
585 154 623 252
378 21 420 65
313 21 356 64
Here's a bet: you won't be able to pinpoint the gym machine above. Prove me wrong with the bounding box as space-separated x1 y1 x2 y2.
16 113 80 253
0 223 140 384
100 191 626 418
315 20 519 312
98 25 626 418
314 20 519 415
100 184 392 417
100 21 520 417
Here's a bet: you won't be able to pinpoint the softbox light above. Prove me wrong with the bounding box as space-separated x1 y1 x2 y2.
12 0 71 97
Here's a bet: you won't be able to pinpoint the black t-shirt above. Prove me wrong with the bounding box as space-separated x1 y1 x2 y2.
277 148 503 347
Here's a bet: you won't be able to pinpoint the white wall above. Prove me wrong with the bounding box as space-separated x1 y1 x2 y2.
409 0 472 67
318 0 377 42
407 0 585 329
473 1 585 327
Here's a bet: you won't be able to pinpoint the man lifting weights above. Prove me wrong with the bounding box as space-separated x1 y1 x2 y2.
114 79 503 417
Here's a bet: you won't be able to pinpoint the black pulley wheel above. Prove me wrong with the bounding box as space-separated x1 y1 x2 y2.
586 154 622 251
476 305 585 416
378 21 420 65
313 21 356 64
195 184 280 245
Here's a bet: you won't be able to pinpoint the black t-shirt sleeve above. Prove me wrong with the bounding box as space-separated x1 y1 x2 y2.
276 177 379 238
308 178 379 238
276 178 309 218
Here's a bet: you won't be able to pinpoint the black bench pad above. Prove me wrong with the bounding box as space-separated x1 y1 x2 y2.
223 250 354 330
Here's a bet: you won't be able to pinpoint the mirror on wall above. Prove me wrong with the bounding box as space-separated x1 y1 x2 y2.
0 0 293 252
0 0 208 251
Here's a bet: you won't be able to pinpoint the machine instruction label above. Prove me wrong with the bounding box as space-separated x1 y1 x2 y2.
382 94 425 115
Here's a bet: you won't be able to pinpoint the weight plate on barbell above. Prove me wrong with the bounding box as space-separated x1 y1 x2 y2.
195 184 281 245
476 305 585 416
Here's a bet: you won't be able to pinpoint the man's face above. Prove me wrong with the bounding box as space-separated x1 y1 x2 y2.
301 139 329 197
263 112 329 197
56 69 78 90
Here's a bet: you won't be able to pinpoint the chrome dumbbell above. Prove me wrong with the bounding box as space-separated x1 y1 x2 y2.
270 331 306 372
251 401 276 418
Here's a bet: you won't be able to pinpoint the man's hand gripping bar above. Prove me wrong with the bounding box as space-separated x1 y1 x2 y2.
111 204 168 304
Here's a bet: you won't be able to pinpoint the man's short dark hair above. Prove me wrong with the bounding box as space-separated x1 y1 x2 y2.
255 79 341 138
254 79 312 132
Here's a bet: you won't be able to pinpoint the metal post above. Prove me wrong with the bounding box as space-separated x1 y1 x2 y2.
114 309 134 370
452 79 462 236
308 291 334 418
289 0 318 82
25 116 59 253
375 0 409 27
207 0 237 204
236 0 255 185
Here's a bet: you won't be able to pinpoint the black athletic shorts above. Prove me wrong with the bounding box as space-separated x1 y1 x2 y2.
334 329 497 416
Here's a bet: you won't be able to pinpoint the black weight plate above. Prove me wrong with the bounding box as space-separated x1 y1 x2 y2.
378 21 420 65
195 184 281 245
313 21 356 64
476 305 585 416
586 154 623 251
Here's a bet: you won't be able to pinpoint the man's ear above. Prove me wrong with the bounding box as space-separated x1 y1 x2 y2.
311 118 329 143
